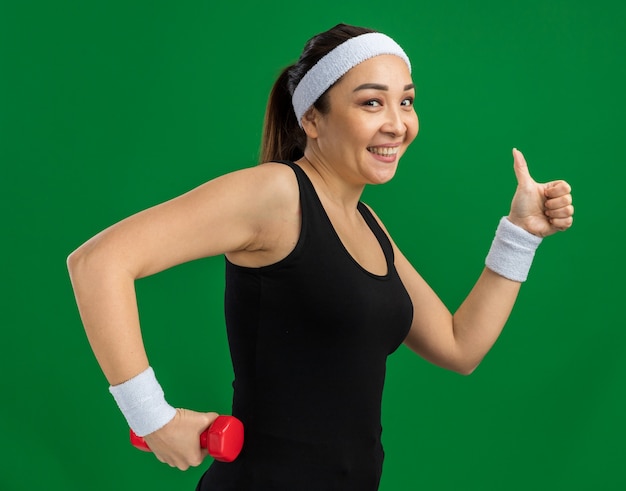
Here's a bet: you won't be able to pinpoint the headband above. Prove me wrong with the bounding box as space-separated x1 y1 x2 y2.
291 32 412 128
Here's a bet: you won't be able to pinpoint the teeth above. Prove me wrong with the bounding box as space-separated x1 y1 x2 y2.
368 146 399 156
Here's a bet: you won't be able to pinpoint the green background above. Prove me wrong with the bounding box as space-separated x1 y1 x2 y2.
2 0 624 489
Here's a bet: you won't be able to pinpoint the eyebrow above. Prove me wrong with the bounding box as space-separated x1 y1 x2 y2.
353 83 415 92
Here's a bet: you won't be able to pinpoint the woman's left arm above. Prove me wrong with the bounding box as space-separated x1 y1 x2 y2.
389 149 574 374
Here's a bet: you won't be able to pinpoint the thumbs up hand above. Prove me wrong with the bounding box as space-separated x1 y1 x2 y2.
507 148 574 238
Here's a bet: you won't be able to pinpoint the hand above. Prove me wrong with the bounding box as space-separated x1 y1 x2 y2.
142 408 219 470
508 148 574 237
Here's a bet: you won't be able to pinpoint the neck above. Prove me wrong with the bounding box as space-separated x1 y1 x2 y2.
298 151 365 213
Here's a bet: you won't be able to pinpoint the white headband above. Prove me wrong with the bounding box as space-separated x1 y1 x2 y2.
291 32 411 128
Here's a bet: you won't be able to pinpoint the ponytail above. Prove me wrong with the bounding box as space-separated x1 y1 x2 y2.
259 65 306 164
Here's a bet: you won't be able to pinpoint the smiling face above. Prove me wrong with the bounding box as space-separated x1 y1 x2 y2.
302 54 418 186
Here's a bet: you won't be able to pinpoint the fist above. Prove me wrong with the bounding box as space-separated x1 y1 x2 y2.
142 408 220 470
508 148 574 238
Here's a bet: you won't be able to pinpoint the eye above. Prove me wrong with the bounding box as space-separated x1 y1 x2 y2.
362 99 382 107
401 97 414 107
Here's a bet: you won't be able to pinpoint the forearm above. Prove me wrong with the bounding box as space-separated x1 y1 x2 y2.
451 267 522 372
400 217 542 374
68 246 180 437
67 247 149 385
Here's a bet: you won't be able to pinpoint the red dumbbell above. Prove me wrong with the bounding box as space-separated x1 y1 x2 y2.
130 415 244 463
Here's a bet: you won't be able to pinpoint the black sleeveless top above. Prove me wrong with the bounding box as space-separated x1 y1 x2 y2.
198 162 413 490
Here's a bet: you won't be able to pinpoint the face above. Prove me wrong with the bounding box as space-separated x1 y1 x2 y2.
303 54 419 186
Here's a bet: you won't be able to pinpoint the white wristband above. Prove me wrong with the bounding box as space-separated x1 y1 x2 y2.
109 366 177 437
485 217 543 282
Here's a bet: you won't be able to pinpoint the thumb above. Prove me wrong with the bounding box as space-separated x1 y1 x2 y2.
178 408 219 429
512 148 535 187
205 411 220 426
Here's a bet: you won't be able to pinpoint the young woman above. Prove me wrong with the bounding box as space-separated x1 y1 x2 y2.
67 24 574 490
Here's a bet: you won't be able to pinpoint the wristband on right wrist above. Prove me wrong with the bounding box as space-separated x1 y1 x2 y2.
109 366 176 437
485 216 543 282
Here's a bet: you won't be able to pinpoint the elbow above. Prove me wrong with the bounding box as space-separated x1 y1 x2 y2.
66 246 82 274
457 364 478 376
67 243 91 280
449 342 485 376
67 245 95 295
67 240 137 289
66 241 106 284
66 246 83 279
433 358 479 376
452 358 482 376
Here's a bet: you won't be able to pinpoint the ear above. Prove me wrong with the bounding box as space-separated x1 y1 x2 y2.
301 107 321 139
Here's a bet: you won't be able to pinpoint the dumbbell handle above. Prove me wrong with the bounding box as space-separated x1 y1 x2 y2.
129 415 244 463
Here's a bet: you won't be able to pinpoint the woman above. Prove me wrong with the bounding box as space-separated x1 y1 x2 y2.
67 24 574 490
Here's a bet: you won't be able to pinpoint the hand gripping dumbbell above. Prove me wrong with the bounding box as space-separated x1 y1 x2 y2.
130 415 244 462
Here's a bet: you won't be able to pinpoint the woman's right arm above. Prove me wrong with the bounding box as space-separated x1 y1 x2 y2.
67 163 298 469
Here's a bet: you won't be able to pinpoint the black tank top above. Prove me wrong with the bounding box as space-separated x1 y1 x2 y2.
198 161 413 490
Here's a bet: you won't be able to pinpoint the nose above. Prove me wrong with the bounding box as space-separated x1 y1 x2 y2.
381 106 407 137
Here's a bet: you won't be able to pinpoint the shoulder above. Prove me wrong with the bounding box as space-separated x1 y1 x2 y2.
255 161 300 195
214 162 302 263
216 162 299 204
191 162 299 222
246 162 300 217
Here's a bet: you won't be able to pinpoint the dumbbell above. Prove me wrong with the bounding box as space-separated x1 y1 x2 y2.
130 415 244 463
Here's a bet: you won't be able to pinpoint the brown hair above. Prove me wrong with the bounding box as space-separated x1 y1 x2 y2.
259 24 376 163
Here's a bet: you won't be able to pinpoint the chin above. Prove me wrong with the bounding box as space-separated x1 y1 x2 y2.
369 164 399 185
362 150 403 185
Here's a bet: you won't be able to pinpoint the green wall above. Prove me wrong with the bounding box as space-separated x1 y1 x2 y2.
2 1 624 489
